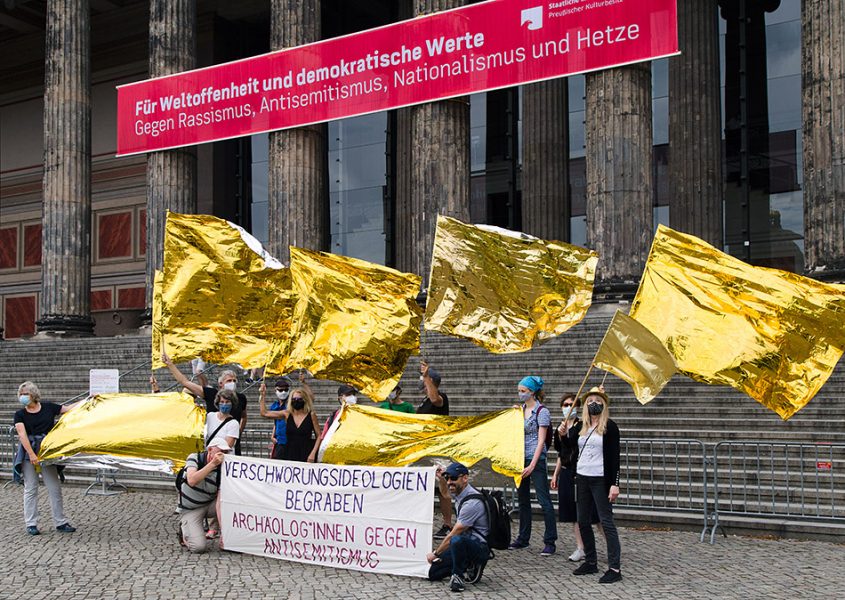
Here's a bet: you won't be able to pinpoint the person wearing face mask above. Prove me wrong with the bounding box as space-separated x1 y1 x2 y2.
565 386 622 584
509 375 557 556
12 381 82 535
264 378 291 459
376 385 415 413
261 386 322 463
321 384 359 439
204 389 240 450
161 353 248 455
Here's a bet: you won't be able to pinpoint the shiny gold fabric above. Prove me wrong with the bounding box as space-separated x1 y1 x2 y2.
630 225 845 419
322 404 525 485
593 310 677 403
425 216 598 353
38 392 206 473
151 269 163 363
284 247 423 401
152 212 294 371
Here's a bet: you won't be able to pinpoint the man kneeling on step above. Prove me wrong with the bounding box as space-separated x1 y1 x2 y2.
178 439 230 553
426 462 490 592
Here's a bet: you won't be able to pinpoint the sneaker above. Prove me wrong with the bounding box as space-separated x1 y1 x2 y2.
56 523 76 533
434 524 452 538
465 561 486 584
572 562 599 575
540 544 556 556
568 547 586 561
599 569 622 584
449 574 465 592
508 540 528 549
26 526 40 536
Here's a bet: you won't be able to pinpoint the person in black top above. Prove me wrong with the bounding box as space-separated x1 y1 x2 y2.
13 381 82 536
161 352 248 454
416 360 453 537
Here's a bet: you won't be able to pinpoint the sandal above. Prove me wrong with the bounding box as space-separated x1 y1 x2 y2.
205 529 219 539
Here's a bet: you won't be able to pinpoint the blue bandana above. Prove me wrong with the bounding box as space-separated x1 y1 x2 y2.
518 376 544 392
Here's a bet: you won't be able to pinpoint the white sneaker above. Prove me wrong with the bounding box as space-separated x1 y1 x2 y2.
568 547 586 562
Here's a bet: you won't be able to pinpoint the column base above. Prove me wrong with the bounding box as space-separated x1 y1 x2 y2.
592 279 640 304
806 266 845 284
139 307 152 327
35 314 95 336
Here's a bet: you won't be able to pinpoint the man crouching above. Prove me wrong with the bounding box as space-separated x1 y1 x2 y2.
178 439 230 553
426 462 491 592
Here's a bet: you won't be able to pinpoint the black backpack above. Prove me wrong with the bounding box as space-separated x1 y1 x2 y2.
458 489 512 551
175 451 206 493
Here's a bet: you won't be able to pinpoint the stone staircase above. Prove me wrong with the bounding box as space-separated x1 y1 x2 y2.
2 308 844 540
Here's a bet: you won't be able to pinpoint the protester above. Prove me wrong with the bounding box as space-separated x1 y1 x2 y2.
509 375 557 556
265 378 290 459
178 439 230 553
427 462 490 592
566 386 622 583
376 385 415 413
12 381 80 535
205 389 240 449
260 385 321 463
321 384 358 438
416 361 453 538
161 352 247 454
551 392 599 562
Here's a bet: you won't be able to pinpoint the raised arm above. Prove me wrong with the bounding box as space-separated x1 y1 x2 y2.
161 352 204 397
258 382 288 419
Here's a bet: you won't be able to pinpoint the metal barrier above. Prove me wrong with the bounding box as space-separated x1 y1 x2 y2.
706 441 845 543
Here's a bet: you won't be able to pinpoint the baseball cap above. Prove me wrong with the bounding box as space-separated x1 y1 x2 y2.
443 462 469 478
337 384 357 397
207 439 231 452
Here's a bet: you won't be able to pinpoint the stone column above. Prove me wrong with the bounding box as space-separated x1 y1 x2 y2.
410 0 470 288
268 0 327 263
144 0 197 314
394 107 414 273
585 63 654 289
669 0 723 248
803 0 845 277
522 79 569 241
37 0 94 335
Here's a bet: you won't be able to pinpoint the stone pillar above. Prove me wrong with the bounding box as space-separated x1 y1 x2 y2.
585 63 654 289
803 0 845 277
268 0 327 263
145 0 197 314
37 0 94 335
394 107 414 273
522 79 569 241
668 0 723 248
410 0 470 287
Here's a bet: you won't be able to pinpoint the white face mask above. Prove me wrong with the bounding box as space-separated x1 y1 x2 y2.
345 395 358 405
276 390 289 401
562 406 576 420
223 381 236 392
388 391 397 400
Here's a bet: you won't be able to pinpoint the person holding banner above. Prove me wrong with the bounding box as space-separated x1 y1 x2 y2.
260 385 321 463
426 462 490 592
265 378 290 459
178 439 230 553
509 376 557 556
13 381 81 536
567 387 622 584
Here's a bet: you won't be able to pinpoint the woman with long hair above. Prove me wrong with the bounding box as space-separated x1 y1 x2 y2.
260 383 321 462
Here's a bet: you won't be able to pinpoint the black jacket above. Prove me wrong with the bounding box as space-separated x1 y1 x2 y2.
562 418 621 492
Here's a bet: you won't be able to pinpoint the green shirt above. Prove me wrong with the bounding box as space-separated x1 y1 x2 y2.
376 400 416 414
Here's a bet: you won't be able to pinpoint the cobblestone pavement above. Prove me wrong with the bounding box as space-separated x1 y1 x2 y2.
1 484 843 600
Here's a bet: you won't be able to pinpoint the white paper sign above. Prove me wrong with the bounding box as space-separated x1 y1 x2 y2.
220 456 434 577
89 369 120 395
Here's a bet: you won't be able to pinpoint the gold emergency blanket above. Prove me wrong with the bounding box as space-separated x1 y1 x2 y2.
593 310 677 403
322 404 525 485
152 212 294 371
283 247 423 401
38 392 205 473
425 215 598 353
630 225 845 419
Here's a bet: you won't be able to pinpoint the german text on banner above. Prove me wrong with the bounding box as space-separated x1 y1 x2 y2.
592 310 676 404
154 212 294 371
220 456 434 577
425 215 597 353
321 404 524 485
284 247 422 401
39 392 205 473
630 225 845 420
118 0 678 155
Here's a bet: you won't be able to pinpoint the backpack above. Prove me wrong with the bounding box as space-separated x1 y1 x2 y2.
175 451 206 494
458 489 512 551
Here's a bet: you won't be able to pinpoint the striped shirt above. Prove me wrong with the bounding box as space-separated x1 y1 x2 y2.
178 452 220 510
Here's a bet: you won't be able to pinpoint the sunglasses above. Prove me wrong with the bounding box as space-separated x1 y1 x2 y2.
563 402 574 407
444 474 463 481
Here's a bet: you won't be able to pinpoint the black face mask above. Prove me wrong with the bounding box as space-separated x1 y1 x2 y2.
291 399 306 410
587 402 604 416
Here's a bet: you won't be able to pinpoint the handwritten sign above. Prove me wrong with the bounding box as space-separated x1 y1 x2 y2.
219 456 435 577
89 369 120 396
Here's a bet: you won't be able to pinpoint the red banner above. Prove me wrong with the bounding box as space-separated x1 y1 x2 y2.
117 0 677 156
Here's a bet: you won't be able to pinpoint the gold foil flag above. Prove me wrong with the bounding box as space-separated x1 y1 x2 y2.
593 310 677 403
630 225 845 419
425 215 598 353
39 392 205 473
284 247 423 401
153 212 294 371
322 404 525 485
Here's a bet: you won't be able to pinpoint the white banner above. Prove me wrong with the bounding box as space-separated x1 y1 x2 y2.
220 455 435 577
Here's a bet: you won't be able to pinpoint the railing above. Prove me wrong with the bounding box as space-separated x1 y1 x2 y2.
63 359 153 404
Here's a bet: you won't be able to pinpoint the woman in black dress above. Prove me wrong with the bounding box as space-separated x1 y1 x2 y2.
260 385 321 462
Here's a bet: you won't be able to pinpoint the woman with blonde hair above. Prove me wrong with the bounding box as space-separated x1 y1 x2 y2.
259 384 321 462
564 386 622 583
